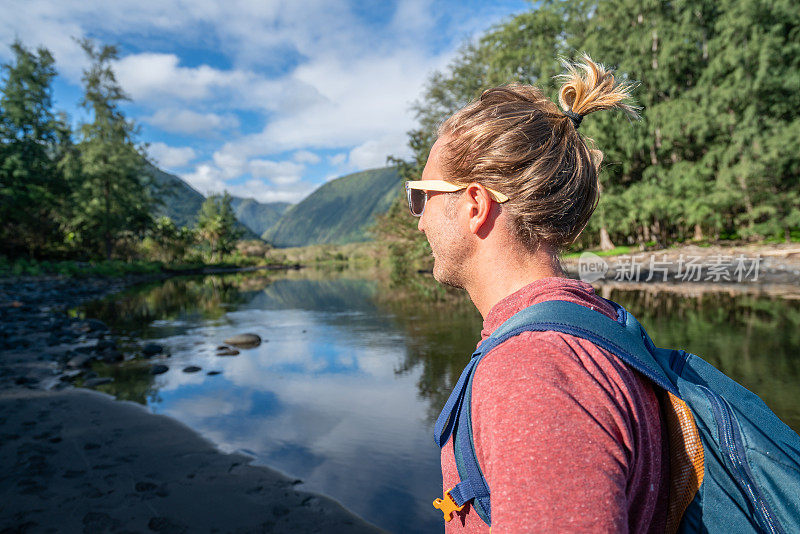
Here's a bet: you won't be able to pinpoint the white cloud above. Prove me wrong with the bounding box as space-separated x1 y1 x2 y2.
181 163 312 203
181 163 227 195
210 48 445 177
115 53 243 102
146 142 197 168
292 150 320 165
248 159 304 185
145 109 239 135
347 133 410 170
329 153 347 166
113 51 324 114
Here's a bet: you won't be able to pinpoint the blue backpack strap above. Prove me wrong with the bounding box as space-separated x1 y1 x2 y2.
488 299 679 396
434 299 679 526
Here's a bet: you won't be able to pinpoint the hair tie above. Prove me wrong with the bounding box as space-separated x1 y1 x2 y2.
563 109 583 129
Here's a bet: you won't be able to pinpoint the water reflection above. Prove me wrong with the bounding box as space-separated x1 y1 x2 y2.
80 270 800 533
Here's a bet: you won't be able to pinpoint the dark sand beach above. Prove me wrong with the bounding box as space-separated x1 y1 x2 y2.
0 388 381 533
0 276 383 534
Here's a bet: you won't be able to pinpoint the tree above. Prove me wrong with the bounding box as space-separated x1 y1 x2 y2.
376 3 573 267
382 0 800 252
71 39 154 259
196 192 242 261
145 216 195 263
0 41 67 257
696 0 800 241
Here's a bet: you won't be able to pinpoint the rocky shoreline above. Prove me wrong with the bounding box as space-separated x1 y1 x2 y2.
0 275 383 533
561 243 800 294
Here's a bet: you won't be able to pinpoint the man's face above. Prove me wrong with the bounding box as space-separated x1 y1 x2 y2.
418 138 472 289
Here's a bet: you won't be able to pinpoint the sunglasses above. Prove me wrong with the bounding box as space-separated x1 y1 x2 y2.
404 180 510 217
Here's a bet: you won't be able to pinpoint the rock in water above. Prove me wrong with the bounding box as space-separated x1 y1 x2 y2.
142 343 164 358
216 348 240 357
223 333 261 348
182 366 202 373
150 364 169 375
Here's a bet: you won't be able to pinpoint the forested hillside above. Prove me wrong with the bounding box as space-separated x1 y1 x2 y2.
147 163 205 228
230 197 290 236
378 0 800 261
147 165 285 238
265 167 400 247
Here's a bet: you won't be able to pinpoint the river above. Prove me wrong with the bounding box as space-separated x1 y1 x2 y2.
78 268 800 533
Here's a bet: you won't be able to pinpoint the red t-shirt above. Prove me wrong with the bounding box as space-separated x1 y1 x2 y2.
440 277 668 533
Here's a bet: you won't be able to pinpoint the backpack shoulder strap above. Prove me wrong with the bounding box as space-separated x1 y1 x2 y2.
434 298 679 526
485 299 679 396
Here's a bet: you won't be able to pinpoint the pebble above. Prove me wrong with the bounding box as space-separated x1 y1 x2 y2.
216 348 239 357
182 366 202 373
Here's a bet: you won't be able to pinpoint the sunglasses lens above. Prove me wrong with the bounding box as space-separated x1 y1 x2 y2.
407 187 426 216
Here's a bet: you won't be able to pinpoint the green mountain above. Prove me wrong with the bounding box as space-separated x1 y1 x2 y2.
230 197 291 236
147 163 205 228
145 164 290 238
264 166 401 248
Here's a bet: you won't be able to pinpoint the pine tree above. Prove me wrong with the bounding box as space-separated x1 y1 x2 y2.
697 0 800 240
71 39 153 259
0 41 67 257
196 192 241 261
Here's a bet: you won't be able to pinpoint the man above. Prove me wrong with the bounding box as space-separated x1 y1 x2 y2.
407 57 668 532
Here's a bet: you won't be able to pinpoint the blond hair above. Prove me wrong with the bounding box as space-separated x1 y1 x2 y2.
438 54 638 252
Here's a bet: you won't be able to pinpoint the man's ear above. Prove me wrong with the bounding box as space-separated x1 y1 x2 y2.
464 183 494 235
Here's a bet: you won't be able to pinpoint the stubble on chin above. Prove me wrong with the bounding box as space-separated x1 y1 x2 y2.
432 257 466 290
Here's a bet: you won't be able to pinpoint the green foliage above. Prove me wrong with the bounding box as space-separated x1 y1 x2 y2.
70 39 155 259
142 216 196 263
0 41 70 257
0 256 163 277
380 0 800 256
0 37 276 270
264 167 400 247
196 191 243 261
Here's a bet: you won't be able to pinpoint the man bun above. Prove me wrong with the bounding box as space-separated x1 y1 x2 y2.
557 53 640 120
437 54 639 252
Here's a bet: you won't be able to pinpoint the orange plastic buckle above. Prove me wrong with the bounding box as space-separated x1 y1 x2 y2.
433 489 465 522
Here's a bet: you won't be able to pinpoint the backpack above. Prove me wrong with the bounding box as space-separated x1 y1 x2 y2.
433 299 800 533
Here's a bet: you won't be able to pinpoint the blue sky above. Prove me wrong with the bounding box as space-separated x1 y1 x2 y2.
1 0 531 204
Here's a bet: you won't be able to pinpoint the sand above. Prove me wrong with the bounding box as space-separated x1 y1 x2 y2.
0 387 383 533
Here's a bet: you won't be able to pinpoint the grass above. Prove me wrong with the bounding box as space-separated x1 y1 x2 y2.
0 258 165 278
267 242 386 267
561 246 632 259
0 253 279 279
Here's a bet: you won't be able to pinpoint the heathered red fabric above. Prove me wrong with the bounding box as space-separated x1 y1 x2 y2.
441 277 668 533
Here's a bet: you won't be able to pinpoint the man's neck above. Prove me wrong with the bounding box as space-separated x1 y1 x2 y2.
464 241 565 319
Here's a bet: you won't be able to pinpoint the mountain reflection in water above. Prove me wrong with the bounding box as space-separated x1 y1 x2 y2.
80 270 800 533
